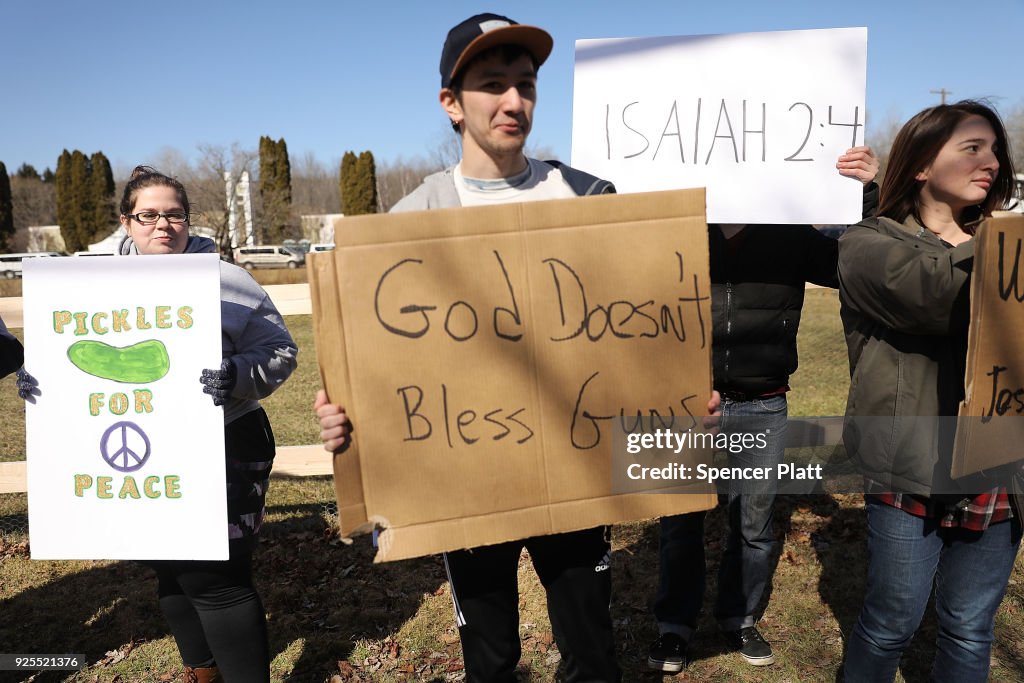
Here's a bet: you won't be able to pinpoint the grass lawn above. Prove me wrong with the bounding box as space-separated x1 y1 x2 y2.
1 290 1024 681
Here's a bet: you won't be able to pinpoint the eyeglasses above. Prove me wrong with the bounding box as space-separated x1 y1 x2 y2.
126 211 189 225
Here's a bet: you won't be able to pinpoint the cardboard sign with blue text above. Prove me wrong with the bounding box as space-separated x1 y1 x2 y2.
572 27 867 224
310 189 718 562
23 254 226 560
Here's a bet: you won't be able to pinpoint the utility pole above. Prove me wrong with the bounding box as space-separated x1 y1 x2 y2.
930 88 952 104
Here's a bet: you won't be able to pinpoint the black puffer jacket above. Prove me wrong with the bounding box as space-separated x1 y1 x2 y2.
710 224 837 393
711 183 878 395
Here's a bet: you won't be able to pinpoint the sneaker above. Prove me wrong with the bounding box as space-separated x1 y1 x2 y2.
647 632 687 673
725 626 775 666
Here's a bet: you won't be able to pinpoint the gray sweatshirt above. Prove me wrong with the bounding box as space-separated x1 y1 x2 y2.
390 161 615 213
117 235 297 424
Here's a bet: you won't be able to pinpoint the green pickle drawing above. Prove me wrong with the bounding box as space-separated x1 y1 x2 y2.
67 339 170 383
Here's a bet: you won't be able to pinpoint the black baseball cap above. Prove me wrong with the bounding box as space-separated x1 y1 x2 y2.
439 13 553 88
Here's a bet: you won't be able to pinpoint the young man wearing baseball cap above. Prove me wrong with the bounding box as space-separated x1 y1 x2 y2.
315 13 622 682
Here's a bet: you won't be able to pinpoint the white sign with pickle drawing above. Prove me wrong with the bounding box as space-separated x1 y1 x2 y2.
23 254 227 560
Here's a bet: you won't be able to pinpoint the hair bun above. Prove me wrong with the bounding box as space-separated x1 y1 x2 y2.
120 166 190 217
129 165 158 180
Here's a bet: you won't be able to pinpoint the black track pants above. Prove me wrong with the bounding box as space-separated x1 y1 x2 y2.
444 526 621 682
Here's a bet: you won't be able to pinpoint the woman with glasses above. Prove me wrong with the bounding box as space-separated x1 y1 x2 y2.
118 166 297 682
838 101 1017 682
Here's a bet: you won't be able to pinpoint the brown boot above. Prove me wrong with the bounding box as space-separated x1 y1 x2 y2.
183 666 222 683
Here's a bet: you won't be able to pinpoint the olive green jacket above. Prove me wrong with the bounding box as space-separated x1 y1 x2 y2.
838 215 975 495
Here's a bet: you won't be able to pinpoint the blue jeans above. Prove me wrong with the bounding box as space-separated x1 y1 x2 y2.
655 395 787 636
843 497 1021 683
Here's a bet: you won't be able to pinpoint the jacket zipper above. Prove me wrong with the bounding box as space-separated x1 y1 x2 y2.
724 282 733 378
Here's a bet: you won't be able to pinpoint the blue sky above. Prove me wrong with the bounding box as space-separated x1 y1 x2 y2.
4 0 1022 175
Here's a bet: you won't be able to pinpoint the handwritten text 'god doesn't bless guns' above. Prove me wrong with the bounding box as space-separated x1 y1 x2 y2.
373 250 709 450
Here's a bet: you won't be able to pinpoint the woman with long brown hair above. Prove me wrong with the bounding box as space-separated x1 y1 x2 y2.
838 100 1017 682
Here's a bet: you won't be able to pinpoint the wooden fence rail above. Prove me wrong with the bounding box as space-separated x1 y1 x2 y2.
1 284 326 494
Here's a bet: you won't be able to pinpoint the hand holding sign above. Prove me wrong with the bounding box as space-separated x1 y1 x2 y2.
314 389 352 454
16 368 39 401
200 358 236 406
836 146 879 186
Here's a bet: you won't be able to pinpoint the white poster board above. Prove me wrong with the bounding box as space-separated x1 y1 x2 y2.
23 254 227 560
572 27 868 224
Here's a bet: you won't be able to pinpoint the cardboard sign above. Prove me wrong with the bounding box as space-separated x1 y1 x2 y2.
310 189 718 562
23 254 227 560
571 27 867 225
954 215 1024 478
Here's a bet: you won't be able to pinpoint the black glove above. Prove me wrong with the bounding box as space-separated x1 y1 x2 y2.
16 368 38 402
200 359 237 407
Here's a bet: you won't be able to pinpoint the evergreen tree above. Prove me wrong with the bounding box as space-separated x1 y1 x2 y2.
55 149 119 251
259 136 293 242
339 151 357 215
70 151 94 251
354 151 378 214
0 162 13 251
340 150 377 215
55 150 73 248
258 136 273 185
276 138 292 204
90 152 116 239
258 135 274 242
55 150 98 253
16 163 40 180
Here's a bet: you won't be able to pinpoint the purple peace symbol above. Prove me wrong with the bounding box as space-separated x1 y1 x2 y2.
99 421 152 473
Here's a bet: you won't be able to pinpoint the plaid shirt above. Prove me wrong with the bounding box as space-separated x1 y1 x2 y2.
868 485 1012 531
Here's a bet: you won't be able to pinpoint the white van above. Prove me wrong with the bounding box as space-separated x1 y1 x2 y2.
232 245 305 270
0 252 64 278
